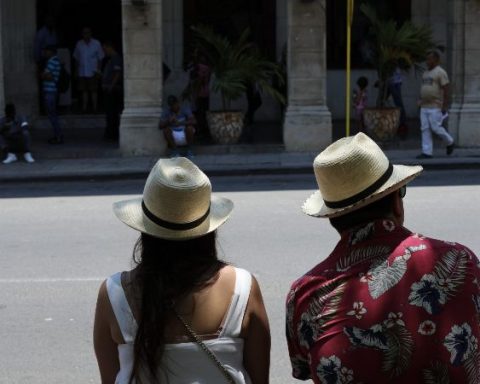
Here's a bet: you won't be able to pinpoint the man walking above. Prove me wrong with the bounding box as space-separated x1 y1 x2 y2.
73 27 104 112
286 133 480 383
42 45 63 144
417 51 454 159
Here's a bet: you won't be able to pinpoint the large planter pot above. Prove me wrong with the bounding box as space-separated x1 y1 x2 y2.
363 108 400 142
206 111 244 144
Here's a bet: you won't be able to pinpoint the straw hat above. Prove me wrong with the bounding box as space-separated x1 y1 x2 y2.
113 157 233 240
303 133 423 218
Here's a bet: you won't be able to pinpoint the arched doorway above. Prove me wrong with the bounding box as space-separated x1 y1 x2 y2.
36 0 122 114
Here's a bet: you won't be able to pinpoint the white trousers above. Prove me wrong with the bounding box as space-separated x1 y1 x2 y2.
420 108 454 155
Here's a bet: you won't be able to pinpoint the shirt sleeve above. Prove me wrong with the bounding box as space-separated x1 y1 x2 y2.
286 286 312 380
438 69 450 87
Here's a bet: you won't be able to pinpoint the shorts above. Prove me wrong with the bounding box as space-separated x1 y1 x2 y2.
172 129 187 146
78 76 99 92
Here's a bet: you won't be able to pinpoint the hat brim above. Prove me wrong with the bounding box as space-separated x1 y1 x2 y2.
113 195 234 240
303 164 423 218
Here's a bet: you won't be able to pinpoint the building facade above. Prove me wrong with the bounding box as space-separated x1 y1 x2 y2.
0 0 479 154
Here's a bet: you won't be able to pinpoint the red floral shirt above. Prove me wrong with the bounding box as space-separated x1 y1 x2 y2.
286 220 480 383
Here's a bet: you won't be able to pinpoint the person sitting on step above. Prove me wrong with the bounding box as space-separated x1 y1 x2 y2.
0 103 35 164
159 95 196 158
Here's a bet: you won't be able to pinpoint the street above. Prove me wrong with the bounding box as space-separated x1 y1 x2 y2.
1 170 480 384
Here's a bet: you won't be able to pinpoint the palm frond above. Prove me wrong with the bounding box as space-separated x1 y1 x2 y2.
422 361 451 384
382 324 414 378
433 249 469 299
336 245 391 272
187 25 285 109
360 3 435 107
307 277 347 336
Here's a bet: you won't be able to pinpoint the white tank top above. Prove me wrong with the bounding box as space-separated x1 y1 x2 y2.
106 267 253 384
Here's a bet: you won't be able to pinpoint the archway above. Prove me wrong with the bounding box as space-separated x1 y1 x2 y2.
36 0 122 113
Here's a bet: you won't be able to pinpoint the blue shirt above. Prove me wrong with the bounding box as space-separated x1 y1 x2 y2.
43 56 61 93
0 116 29 136
160 105 193 131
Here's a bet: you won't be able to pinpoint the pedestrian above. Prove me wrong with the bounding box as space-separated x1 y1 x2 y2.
41 45 63 144
184 51 210 139
93 157 270 383
417 51 454 159
0 103 35 164
387 66 408 138
353 76 368 133
286 132 480 383
101 41 123 141
159 95 196 158
73 27 104 113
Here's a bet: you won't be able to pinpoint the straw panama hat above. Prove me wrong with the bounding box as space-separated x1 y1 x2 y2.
113 157 233 240
303 132 423 218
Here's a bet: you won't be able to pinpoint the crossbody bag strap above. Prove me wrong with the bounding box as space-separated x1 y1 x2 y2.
173 310 236 384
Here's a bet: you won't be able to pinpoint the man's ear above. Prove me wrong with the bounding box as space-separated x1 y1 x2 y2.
392 190 404 222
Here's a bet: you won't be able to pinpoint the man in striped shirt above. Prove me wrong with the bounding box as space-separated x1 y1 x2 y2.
42 45 63 144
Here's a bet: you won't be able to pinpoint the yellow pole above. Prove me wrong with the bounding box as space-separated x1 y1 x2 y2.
345 0 354 137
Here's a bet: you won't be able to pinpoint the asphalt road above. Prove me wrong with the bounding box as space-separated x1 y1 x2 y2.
1 170 479 383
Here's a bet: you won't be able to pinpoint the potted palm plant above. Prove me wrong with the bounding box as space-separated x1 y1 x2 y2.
360 4 435 141
188 25 285 144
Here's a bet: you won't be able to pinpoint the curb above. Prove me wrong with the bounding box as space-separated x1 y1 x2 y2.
1 160 479 183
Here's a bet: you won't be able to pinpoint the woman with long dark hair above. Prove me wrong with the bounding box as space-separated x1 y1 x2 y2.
94 158 270 383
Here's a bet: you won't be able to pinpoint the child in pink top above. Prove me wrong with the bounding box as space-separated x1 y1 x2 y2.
353 76 368 133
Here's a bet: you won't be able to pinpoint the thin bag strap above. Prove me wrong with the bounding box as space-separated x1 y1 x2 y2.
173 310 236 384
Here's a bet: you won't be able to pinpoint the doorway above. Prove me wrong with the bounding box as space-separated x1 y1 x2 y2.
36 0 122 113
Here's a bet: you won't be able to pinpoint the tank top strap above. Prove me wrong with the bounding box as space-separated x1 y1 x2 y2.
220 267 252 338
106 272 137 344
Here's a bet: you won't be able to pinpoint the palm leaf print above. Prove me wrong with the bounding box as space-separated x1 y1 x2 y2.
368 245 427 299
368 257 407 299
464 351 480 384
433 249 469 299
348 222 375 246
422 361 451 384
308 277 347 319
336 245 391 272
382 324 414 378
307 278 348 335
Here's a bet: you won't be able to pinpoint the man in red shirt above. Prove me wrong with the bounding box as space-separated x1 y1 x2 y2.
286 133 480 383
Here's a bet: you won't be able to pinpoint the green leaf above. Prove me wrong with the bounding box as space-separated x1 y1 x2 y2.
186 25 285 109
382 324 414 378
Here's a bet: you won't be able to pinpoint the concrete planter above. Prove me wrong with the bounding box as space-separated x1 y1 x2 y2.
363 107 400 141
206 111 244 144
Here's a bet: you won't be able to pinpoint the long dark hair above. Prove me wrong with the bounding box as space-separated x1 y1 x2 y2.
129 231 224 383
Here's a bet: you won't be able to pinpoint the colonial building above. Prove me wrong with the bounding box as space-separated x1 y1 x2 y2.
0 0 479 155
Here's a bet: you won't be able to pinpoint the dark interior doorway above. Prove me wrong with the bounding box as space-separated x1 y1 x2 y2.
36 0 122 113
183 0 277 64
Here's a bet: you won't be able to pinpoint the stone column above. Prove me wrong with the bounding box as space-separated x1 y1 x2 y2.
283 0 332 152
120 0 166 156
447 0 480 147
1 0 37 116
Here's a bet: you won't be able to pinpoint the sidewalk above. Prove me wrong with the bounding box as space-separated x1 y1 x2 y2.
1 147 479 183
1 118 478 182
